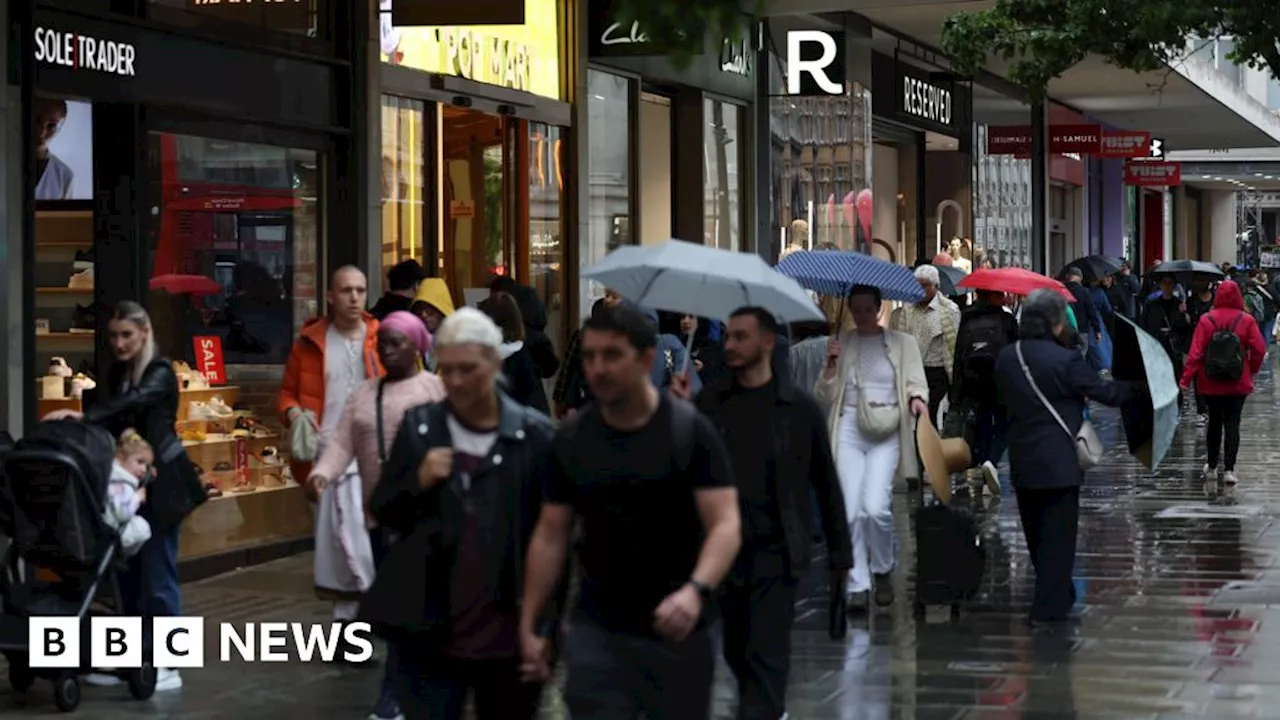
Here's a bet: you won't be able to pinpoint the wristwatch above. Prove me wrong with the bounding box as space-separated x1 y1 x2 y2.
688 578 713 602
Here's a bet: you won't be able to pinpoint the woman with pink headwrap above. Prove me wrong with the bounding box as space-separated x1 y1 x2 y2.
307 310 445 720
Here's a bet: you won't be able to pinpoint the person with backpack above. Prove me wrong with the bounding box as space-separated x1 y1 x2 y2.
951 290 1019 499
1179 280 1267 486
519 303 741 720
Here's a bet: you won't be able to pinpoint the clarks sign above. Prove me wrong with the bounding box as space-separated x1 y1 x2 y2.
34 27 136 77
592 17 751 76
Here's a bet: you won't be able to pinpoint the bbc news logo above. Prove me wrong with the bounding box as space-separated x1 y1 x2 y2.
29 618 374 667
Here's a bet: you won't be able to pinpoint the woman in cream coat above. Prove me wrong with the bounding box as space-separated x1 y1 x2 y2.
815 285 929 611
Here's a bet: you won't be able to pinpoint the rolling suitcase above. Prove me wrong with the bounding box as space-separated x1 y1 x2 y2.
914 502 985 618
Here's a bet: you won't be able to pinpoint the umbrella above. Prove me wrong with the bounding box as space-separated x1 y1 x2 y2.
1067 254 1124 282
775 249 926 303
957 267 1076 302
581 240 825 323
150 274 223 296
1111 315 1179 469
1149 260 1225 284
932 264 971 296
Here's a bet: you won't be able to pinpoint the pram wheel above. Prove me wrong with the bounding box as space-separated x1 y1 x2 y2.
127 662 156 700
52 675 80 712
7 663 33 693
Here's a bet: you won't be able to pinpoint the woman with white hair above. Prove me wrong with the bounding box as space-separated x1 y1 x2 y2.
47 301 205 691
891 264 961 427
361 307 565 719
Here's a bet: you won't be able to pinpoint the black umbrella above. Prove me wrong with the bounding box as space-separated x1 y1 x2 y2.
1150 259 1225 284
1111 315 1179 469
931 264 972 296
1067 254 1124 282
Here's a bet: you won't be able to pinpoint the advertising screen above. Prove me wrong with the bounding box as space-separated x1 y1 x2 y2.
34 97 93 201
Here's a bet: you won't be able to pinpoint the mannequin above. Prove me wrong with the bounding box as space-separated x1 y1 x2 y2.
948 237 972 273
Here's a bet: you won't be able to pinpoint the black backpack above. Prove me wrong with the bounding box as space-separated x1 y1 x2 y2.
960 313 1009 381
1204 315 1245 381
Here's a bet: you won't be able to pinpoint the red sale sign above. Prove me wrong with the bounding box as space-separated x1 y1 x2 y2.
192 336 226 385
1123 161 1181 187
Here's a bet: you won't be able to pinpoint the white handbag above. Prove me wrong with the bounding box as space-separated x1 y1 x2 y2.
1015 342 1104 470
851 336 900 441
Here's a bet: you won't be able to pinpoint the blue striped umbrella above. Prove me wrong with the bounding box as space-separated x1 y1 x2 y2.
776 250 925 303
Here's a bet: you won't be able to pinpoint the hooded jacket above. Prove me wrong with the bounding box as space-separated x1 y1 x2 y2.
414 278 457 318
1182 280 1267 396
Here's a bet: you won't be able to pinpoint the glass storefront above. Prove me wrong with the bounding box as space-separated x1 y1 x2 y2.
973 124 1034 269
583 69 632 318
380 96 427 270
704 98 744 251
528 122 565 351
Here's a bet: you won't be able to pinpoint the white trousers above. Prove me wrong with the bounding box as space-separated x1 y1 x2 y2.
836 402 900 594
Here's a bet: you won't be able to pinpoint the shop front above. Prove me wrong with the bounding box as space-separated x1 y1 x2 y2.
584 1 754 317
870 51 972 268
378 0 573 347
25 2 357 570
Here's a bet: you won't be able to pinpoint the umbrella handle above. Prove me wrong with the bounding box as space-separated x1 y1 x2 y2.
682 328 695 375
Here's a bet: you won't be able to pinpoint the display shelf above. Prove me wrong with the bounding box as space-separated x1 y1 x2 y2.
37 397 82 417
179 483 313 560
36 287 93 294
35 240 92 249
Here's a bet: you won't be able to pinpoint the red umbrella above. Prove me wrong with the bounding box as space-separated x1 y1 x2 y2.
150 274 223 296
957 267 1075 302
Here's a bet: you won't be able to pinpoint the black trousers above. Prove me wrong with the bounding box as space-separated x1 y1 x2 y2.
394 651 542 720
721 548 797 720
924 366 950 429
563 615 716 720
1205 394 1247 471
1014 485 1080 622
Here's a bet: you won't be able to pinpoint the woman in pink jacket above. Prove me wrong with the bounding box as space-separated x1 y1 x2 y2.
309 310 445 720
1179 280 1266 486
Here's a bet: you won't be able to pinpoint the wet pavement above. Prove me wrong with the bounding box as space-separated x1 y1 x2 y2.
6 359 1280 718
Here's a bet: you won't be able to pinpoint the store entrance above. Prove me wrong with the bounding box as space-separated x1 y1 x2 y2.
440 105 511 301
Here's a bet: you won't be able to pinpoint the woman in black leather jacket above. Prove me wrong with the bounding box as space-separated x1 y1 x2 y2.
49 301 205 691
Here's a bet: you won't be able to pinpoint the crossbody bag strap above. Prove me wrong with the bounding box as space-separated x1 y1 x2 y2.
1015 342 1074 441
375 378 388 464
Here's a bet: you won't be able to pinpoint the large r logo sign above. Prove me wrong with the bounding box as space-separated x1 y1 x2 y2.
785 30 845 96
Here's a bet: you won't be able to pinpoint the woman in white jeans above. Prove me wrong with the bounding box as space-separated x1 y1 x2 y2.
815 285 929 611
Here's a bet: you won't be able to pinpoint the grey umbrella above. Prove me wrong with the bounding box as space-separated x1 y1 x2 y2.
931 264 972 296
1112 315 1179 469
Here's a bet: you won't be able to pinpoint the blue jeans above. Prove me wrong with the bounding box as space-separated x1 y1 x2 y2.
1264 319 1276 350
119 524 180 647
971 405 1009 469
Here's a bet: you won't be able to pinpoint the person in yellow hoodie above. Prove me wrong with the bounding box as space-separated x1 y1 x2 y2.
410 277 456 370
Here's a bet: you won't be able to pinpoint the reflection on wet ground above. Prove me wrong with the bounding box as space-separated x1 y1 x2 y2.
6 361 1280 717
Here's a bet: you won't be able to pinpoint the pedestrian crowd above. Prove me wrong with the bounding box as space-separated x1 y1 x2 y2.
34 251 1275 720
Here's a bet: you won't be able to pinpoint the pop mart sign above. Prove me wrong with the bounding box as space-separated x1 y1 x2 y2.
381 0 561 100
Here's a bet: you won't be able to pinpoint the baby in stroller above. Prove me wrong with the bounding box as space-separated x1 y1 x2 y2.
108 429 151 557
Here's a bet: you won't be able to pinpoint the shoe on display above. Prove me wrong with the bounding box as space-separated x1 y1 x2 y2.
154 668 182 692
260 446 280 463
208 396 234 418
48 357 72 378
188 401 215 422
67 267 94 289
186 371 210 390
70 304 96 334
70 376 86 399
234 416 272 438
73 247 94 270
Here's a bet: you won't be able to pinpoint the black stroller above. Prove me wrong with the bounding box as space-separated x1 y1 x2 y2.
0 420 156 711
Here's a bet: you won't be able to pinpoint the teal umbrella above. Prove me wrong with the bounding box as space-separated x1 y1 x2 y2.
1112 315 1179 469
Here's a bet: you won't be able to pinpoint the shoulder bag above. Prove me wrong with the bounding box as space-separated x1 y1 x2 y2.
1015 342 1103 470
852 336 900 441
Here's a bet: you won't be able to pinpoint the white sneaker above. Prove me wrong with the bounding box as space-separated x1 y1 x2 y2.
208 396 235 419
188 401 215 421
83 672 121 687
981 461 1000 495
67 267 94 289
1203 464 1218 481
154 668 182 692
1223 471 1239 485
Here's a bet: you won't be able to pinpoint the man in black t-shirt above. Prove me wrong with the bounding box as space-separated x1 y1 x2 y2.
519 304 741 720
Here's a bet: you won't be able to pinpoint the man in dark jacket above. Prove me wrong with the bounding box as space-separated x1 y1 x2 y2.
1063 266 1102 358
490 275 560 379
695 306 851 720
370 259 424 319
364 308 562 719
951 290 1019 498
1110 262 1141 320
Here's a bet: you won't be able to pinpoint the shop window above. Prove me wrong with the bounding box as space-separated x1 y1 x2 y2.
438 105 510 306
584 69 633 316
148 0 321 39
528 122 565 352
144 131 319 555
380 95 427 270
704 98 743 251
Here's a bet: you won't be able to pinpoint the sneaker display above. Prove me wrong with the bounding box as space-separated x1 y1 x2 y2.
188 401 215 421
233 416 272 438
48 357 72 377
208 396 235 419
73 247 94 270
69 373 96 399
70 304 96 334
67 267 93 289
